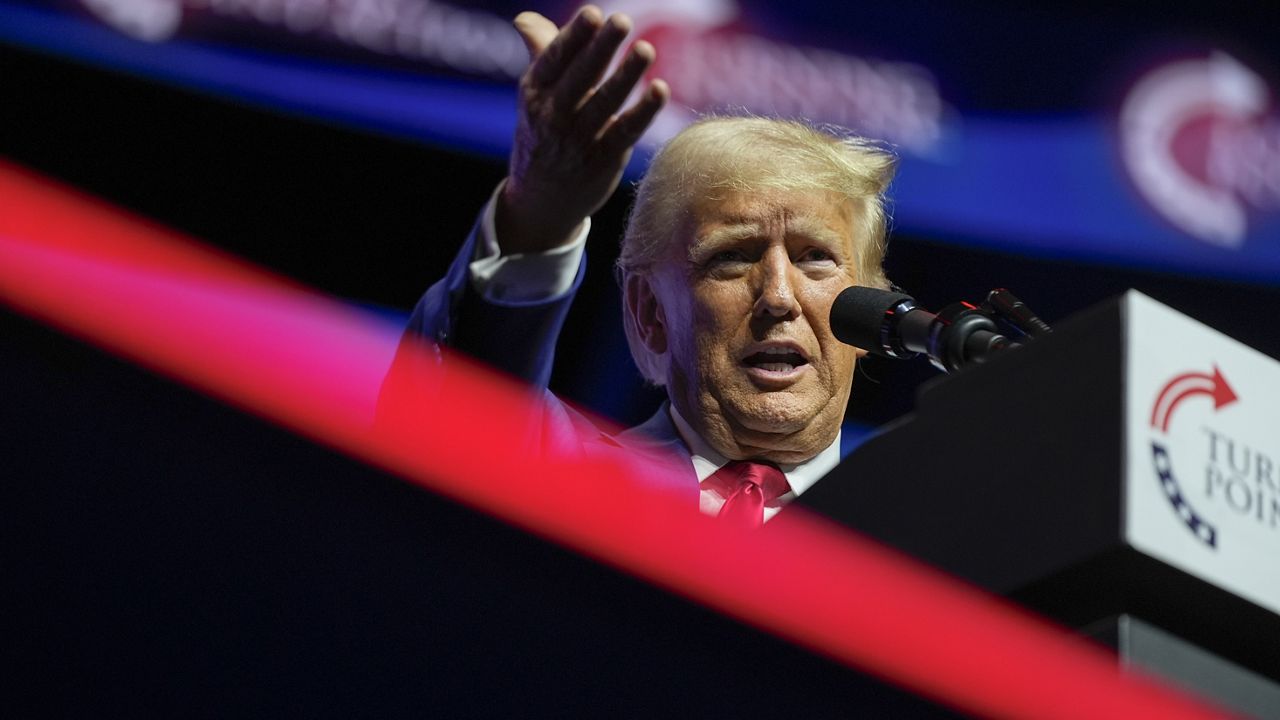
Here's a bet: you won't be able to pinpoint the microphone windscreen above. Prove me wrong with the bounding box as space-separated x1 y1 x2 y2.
830 286 914 353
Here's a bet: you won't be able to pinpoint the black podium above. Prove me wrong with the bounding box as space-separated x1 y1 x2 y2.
797 291 1280 718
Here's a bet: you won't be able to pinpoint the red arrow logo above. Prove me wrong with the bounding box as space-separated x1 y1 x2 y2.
1149 365 1238 433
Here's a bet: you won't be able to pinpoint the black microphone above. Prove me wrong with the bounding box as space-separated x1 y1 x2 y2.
830 286 1014 373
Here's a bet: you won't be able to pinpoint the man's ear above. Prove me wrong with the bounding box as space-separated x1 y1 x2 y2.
624 272 668 355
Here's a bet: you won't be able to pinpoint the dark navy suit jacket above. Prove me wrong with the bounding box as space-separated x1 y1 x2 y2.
394 221 698 501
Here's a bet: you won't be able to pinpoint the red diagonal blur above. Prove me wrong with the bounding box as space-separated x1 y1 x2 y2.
0 158 1231 720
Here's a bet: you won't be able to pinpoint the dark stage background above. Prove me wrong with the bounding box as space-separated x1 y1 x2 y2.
4 4 1280 717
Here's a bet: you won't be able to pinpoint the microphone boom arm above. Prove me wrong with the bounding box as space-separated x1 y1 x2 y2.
831 286 1051 374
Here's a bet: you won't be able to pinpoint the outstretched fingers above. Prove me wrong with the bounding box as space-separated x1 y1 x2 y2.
505 5 669 226
511 11 558 59
600 79 669 157
575 40 656 139
524 6 602 89
552 13 632 113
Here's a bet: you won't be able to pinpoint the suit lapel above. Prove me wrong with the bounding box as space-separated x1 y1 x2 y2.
613 403 698 498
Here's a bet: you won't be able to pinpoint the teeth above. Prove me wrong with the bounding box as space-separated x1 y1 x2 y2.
743 346 807 373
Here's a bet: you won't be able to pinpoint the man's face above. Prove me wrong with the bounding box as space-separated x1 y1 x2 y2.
650 187 866 464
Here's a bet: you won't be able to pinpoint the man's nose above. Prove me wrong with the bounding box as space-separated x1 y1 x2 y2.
752 249 799 319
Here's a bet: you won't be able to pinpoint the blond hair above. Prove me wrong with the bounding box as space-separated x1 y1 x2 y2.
618 116 897 385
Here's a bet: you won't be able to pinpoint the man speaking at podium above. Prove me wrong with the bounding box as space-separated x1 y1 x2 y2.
388 6 896 525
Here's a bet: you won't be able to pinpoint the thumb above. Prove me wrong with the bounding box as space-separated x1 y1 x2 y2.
512 11 559 60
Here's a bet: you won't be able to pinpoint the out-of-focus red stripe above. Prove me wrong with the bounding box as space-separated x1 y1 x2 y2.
0 158 1231 720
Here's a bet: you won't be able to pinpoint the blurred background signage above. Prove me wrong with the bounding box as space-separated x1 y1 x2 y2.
2 0 1277 283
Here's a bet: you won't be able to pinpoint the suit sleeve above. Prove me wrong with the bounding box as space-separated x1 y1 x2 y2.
376 211 697 503
399 214 586 389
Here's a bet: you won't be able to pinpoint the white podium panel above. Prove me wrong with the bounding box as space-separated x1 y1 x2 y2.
1124 292 1280 617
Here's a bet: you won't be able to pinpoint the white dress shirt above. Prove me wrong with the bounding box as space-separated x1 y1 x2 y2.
668 404 840 521
469 183 589 304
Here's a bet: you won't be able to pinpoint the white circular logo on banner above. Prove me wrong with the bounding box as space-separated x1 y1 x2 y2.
1120 53 1280 247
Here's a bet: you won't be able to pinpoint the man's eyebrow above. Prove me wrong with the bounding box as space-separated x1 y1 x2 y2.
686 217 851 262
786 216 848 247
686 222 764 259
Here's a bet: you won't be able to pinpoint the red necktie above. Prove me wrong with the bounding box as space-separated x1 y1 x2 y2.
714 461 791 529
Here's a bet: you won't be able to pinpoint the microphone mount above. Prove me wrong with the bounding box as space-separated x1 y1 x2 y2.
831 287 1051 373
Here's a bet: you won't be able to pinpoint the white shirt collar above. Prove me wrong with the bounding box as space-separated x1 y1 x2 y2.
666 404 841 501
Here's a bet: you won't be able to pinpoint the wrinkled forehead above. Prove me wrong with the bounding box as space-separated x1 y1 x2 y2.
675 184 862 256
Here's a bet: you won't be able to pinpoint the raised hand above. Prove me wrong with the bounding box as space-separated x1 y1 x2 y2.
495 6 669 255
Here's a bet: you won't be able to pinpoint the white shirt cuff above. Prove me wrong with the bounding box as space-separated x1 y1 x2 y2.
469 182 589 303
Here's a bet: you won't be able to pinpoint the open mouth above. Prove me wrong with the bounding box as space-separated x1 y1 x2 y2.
742 346 809 374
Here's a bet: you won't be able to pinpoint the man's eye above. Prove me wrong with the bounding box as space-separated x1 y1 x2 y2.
799 248 834 263
711 250 748 263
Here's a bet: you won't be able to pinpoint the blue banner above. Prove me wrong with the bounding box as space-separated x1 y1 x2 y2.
3 0 1278 284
